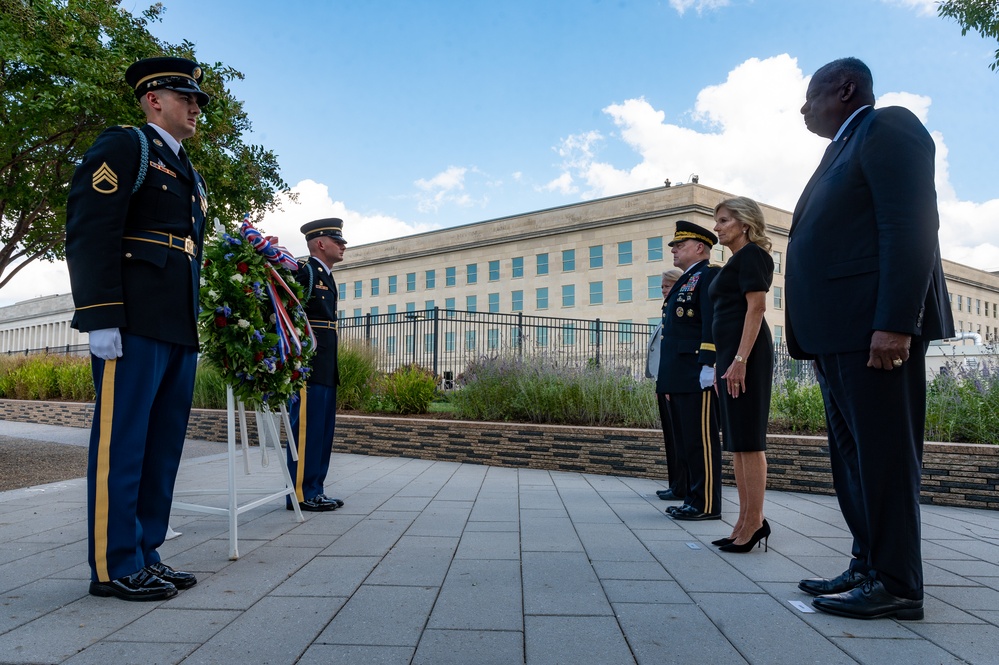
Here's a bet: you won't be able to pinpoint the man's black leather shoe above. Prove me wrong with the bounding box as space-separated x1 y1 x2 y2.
145 562 197 590
798 568 868 597
317 494 345 508
656 489 684 501
812 579 923 620
669 504 721 521
294 496 338 512
89 569 177 601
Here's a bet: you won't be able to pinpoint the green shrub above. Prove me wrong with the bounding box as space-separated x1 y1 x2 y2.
925 359 999 445
0 356 28 398
381 364 437 415
336 342 380 410
769 379 826 432
54 357 95 401
17 357 60 400
193 360 228 409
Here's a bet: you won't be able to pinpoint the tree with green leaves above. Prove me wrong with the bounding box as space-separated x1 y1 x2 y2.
0 0 291 292
938 0 999 71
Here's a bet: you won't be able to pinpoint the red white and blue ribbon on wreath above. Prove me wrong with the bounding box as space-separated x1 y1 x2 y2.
239 214 316 361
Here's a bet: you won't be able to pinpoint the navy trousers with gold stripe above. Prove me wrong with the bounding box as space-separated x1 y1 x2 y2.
286 382 337 506
668 389 722 515
87 333 196 582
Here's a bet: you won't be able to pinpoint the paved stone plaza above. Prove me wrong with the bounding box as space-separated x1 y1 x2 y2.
1 420 998 664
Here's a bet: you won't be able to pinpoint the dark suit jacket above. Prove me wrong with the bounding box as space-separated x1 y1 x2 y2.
295 257 340 387
655 259 720 394
66 124 207 347
785 106 953 358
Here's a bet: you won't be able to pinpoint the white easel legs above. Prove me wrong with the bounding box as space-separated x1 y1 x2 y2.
173 385 304 560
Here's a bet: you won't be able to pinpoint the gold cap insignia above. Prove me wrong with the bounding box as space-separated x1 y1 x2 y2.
92 163 118 194
192 66 202 80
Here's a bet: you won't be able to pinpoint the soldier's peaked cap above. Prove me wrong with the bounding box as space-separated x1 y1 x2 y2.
126 56 210 107
668 220 717 247
301 218 347 244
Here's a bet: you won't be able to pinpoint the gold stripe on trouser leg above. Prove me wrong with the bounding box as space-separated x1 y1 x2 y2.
94 359 116 582
295 387 307 502
701 391 714 515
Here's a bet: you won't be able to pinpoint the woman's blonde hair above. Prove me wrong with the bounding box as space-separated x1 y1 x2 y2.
661 268 682 285
715 196 772 253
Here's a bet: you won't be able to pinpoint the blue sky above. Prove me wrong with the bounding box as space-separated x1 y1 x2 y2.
3 0 998 305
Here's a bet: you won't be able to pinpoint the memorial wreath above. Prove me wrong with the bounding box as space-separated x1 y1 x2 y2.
199 215 316 409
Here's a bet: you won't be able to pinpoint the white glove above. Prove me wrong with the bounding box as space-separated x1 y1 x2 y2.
89 328 123 360
699 366 715 389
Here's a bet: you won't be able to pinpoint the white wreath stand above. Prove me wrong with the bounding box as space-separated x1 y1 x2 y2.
173 386 304 559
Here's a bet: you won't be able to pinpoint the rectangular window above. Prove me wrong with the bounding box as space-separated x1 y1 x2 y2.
562 284 575 308
512 290 524 312
406 272 416 292
371 277 380 296
536 287 549 309
425 270 436 289
405 302 416 313
488 260 500 281
424 333 434 353
958 295 963 311
339 283 347 300
589 245 603 269
387 304 397 322
772 250 783 274
445 297 455 311
512 256 524 278
466 295 477 312
648 317 660 326
537 253 549 276
773 286 783 309
338 310 344 320
465 330 477 351
618 278 633 303
467 263 478 285
405 334 414 354
618 320 633 343
648 275 661 299
388 275 398 294
977 299 982 315
589 281 603 305
446 266 456 287
562 323 576 345
648 237 664 262
773 325 784 344
618 241 633 266
713 246 725 262
511 328 522 347
370 306 379 317
387 336 397 356
353 280 362 298
352 307 362 319
445 331 455 352
536 327 549 347
424 299 434 311
488 292 500 313
487 328 500 350
588 321 603 346
562 249 575 272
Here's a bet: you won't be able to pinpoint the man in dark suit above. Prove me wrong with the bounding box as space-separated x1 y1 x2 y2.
656 221 722 521
786 58 954 620
286 218 346 512
66 57 209 601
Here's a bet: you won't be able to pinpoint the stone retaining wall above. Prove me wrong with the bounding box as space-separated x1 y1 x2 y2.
2 399 996 510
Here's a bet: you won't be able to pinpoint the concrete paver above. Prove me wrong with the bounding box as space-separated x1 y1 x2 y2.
1 420 999 664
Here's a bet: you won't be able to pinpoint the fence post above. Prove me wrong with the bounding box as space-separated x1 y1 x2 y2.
432 307 440 377
595 318 601 367
516 313 524 359
364 313 372 344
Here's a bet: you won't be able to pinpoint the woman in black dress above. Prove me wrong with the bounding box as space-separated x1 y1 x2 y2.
709 197 775 553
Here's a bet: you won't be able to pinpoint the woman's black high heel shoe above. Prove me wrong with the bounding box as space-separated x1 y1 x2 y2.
711 537 735 547
719 519 771 553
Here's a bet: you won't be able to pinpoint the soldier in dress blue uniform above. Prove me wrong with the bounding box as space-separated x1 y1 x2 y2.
655 221 723 521
285 218 346 512
66 57 209 601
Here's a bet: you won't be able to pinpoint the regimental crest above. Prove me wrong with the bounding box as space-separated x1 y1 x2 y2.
92 163 118 194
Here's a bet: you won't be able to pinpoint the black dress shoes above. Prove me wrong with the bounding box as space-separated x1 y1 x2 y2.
294 496 339 512
669 504 721 521
145 562 197 590
812 578 924 620
317 494 345 508
798 568 868 597
656 489 684 501
89 568 177 601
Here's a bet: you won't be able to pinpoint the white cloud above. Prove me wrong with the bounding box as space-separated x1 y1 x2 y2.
541 172 575 195
669 0 731 16
548 53 999 272
0 259 73 308
881 0 939 17
413 165 488 213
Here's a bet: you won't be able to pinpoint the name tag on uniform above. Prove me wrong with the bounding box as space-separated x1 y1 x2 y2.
149 161 177 178
316 283 329 290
